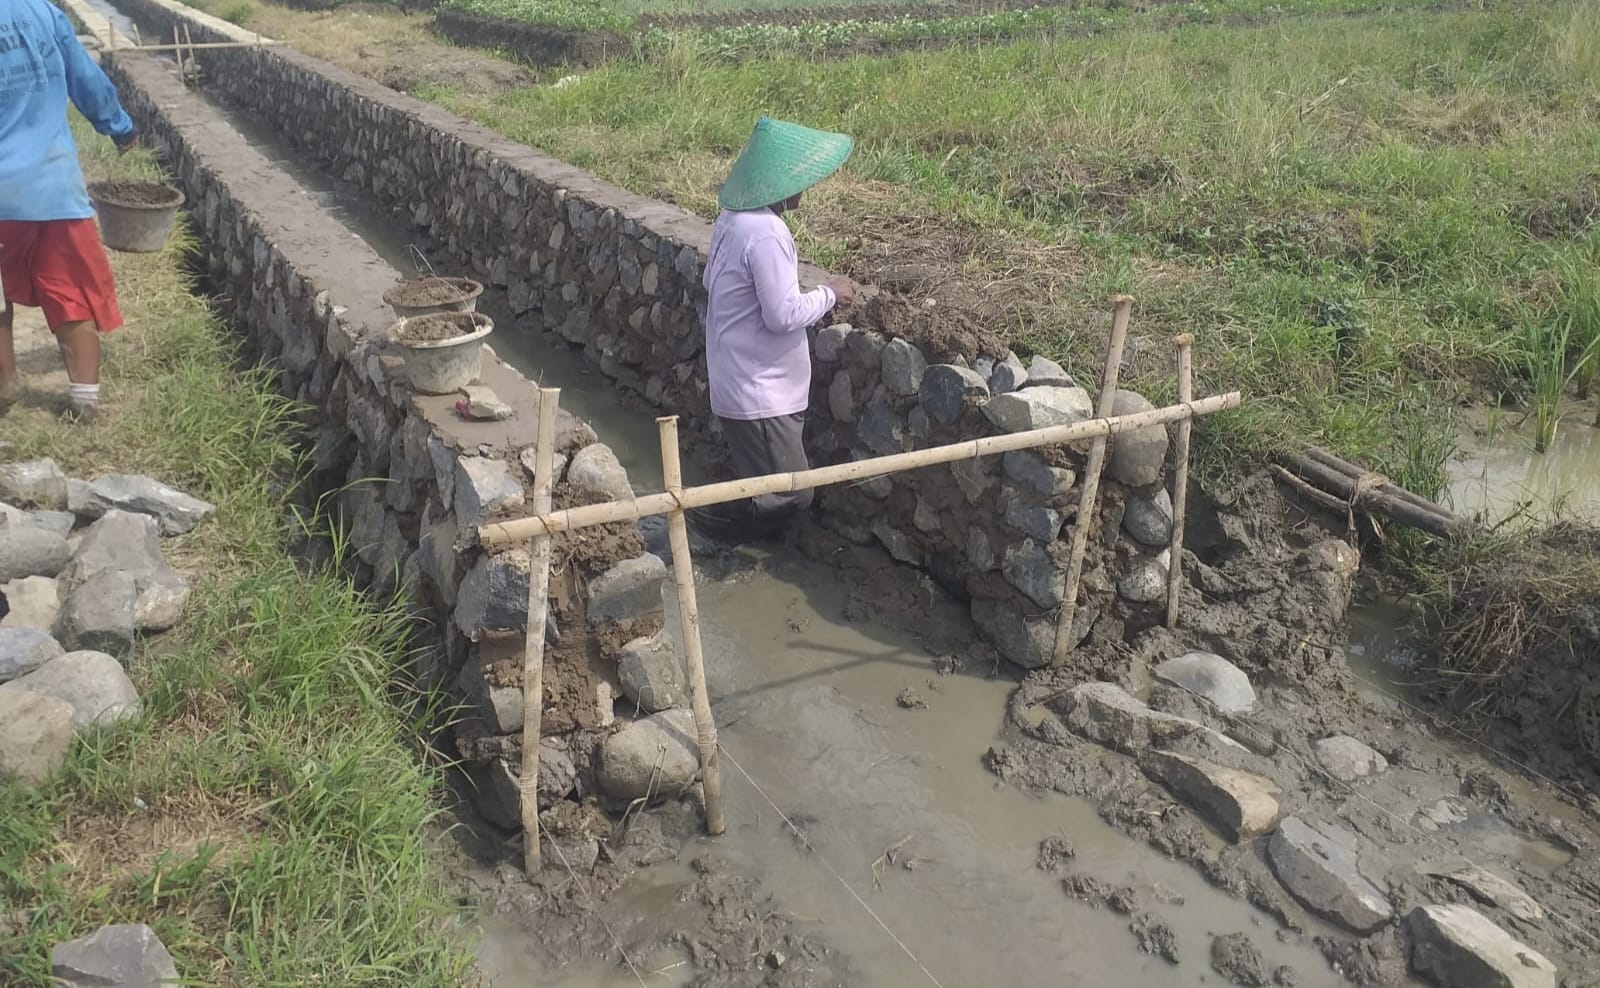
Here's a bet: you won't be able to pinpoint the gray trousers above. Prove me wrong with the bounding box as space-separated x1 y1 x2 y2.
693 412 813 539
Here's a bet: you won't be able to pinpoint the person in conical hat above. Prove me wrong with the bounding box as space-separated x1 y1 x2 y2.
696 116 857 542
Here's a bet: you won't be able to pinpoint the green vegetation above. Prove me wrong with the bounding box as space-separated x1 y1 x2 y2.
0 125 467 986
441 0 1475 57
423 0 1600 480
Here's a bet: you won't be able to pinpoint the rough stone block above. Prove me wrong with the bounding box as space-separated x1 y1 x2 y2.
1 649 141 731
1107 389 1169 487
453 548 531 639
1116 549 1170 603
1154 651 1256 715
56 570 139 656
618 630 688 713
0 577 62 634
1406 905 1555 988
0 627 63 683
453 456 524 527
858 391 907 456
1140 749 1280 843
919 364 990 427
989 352 1028 393
1002 451 1075 498
1001 487 1063 542
1269 817 1394 932
76 475 216 535
0 525 72 583
1123 488 1174 545
50 924 181 988
1313 735 1389 783
0 459 68 510
1025 355 1076 388
566 443 633 502
586 554 667 625
1002 539 1063 608
0 689 75 785
597 708 699 806
882 338 928 396
982 386 1093 433
950 456 998 505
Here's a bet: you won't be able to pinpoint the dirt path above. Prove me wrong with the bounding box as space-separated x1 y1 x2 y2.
3 308 74 423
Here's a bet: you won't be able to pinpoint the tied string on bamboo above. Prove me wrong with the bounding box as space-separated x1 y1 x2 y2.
1347 470 1390 541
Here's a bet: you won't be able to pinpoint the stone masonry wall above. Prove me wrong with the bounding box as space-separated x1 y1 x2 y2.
111 0 1184 672
102 45 678 827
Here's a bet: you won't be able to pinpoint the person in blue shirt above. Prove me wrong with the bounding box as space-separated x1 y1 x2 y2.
1 0 138 421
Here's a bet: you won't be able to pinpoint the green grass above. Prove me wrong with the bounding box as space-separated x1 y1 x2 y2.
0 125 468 986
440 0 1485 53
422 0 1600 480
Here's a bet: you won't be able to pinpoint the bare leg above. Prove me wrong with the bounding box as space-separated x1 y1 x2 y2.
0 303 17 411
54 320 101 385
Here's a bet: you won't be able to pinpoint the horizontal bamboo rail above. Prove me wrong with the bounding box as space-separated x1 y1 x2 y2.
479 390 1241 548
110 41 279 51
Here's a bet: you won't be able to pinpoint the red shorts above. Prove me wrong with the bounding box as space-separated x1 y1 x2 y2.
0 219 123 334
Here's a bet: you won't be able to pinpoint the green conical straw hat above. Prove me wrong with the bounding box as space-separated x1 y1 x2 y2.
717 116 854 211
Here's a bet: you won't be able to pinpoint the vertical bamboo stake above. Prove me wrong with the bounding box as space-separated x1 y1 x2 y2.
657 416 726 836
1051 295 1135 666
520 387 561 875
1166 334 1195 629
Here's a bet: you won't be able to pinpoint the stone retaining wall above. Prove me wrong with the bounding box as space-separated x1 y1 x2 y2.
110 0 1183 672
102 46 672 825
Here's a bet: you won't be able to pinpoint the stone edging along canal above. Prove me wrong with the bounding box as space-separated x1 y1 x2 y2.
96 30 674 825
108 0 1198 681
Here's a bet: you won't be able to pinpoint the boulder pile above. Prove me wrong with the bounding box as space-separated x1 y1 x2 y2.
0 458 212 786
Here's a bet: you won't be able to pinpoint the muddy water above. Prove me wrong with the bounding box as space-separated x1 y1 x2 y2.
482 551 1340 986
1446 402 1600 524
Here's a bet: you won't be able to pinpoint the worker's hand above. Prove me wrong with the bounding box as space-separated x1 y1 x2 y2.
114 130 138 155
826 277 857 308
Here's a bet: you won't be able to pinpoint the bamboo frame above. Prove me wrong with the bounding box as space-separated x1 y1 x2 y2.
1051 295 1133 665
657 417 726 836
519 388 561 873
1166 334 1194 629
482 301 1240 850
479 391 1240 549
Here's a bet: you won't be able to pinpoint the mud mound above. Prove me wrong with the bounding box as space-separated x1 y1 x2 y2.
852 292 1011 365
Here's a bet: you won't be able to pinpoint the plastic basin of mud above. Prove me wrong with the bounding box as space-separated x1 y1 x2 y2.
382 276 484 319
392 311 494 395
88 181 184 253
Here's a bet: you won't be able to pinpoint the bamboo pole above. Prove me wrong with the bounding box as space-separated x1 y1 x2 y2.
657 417 726 836
1165 334 1194 629
1051 295 1134 666
119 41 283 51
1278 452 1462 537
480 391 1240 548
519 388 561 874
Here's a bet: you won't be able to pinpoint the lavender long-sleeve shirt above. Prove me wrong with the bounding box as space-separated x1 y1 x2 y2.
704 208 836 421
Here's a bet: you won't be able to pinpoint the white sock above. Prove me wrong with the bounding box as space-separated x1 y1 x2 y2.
68 383 100 406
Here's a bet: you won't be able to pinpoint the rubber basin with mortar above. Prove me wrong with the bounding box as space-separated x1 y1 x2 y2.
88 181 184 253
392 311 494 394
383 276 484 319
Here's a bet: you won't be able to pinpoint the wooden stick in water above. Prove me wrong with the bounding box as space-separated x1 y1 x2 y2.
657 416 726 836
479 391 1241 548
1165 333 1194 629
1052 295 1134 665
519 387 561 875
